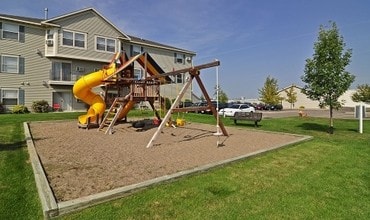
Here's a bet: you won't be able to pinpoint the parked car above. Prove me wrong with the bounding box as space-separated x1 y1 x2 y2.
218 103 255 117
188 101 227 114
202 101 228 114
265 104 283 111
179 101 193 108
255 103 266 110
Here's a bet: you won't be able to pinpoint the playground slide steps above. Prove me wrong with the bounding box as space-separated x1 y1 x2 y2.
99 98 127 134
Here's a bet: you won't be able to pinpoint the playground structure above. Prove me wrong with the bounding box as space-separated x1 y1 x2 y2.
73 52 166 133
72 52 228 140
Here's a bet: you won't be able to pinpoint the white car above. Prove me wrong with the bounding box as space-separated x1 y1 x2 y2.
219 104 255 117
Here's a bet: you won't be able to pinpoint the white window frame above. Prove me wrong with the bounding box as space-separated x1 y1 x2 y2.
95 36 116 53
134 68 142 80
2 23 19 40
62 30 86 49
132 45 141 56
1 55 19 73
46 29 53 40
175 53 184 64
176 74 183 84
51 61 72 81
1 88 19 105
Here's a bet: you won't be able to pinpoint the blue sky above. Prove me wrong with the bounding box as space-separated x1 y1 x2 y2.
1 0 369 99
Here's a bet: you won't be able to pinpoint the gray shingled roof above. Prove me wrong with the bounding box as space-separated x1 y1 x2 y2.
0 13 44 23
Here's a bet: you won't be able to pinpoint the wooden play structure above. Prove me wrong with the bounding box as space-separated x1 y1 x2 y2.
73 52 228 143
98 53 166 134
73 52 167 133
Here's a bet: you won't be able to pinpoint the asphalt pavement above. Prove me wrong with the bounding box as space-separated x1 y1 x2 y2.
260 109 366 119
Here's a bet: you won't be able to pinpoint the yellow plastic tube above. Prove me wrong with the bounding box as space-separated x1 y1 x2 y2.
73 54 120 125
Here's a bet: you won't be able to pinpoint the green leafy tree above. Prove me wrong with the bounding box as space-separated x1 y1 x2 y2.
259 76 282 105
301 22 355 133
214 85 228 103
351 84 370 103
285 85 297 109
199 95 205 102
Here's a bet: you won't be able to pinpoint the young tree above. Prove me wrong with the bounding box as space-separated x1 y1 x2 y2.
301 22 355 133
285 85 297 109
351 84 370 103
259 75 282 105
214 85 228 103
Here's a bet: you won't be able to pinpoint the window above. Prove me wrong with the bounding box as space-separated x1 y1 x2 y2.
46 30 53 40
75 33 85 48
107 39 115 52
174 53 184 64
1 22 24 42
62 30 86 48
176 74 183 84
131 45 142 56
96 36 116 53
2 23 18 40
0 55 24 74
51 61 72 81
134 68 142 80
1 89 18 105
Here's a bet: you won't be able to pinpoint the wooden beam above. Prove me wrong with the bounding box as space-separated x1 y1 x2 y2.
146 76 194 148
195 74 228 136
147 60 220 79
171 106 209 113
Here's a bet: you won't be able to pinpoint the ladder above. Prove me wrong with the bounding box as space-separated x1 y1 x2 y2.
99 97 127 134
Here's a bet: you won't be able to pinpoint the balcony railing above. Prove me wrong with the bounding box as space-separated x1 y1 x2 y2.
49 70 82 85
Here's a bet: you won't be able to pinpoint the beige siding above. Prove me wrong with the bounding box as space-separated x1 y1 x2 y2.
54 11 123 61
279 86 320 109
0 21 53 110
1 9 196 112
140 46 193 101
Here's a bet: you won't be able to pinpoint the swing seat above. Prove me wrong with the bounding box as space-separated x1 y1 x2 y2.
176 118 186 126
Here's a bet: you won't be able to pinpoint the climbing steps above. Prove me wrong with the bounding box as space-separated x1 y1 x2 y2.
99 97 128 134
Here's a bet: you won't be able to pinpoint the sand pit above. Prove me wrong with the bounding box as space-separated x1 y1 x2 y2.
29 120 308 202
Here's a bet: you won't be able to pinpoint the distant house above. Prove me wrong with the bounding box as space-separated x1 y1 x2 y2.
0 8 195 112
279 84 369 110
278 84 319 109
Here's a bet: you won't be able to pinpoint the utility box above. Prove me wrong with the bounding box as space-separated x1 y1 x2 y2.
355 105 366 118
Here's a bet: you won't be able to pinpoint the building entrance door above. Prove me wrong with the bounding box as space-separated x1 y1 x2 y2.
53 92 72 111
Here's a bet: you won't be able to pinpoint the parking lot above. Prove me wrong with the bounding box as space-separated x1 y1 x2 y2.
260 109 362 119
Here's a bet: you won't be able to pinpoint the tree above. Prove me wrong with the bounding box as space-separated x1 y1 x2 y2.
259 76 282 105
285 85 297 109
352 84 370 103
301 22 355 133
199 95 205 102
214 85 228 103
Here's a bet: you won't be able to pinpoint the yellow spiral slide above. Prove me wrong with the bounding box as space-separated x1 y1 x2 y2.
73 53 122 125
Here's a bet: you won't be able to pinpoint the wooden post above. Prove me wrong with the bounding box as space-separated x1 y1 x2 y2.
194 73 228 136
146 76 193 148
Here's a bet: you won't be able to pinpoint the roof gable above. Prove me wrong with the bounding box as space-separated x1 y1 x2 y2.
278 84 303 93
42 8 130 40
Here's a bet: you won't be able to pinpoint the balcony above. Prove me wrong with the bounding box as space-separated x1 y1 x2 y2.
48 71 81 86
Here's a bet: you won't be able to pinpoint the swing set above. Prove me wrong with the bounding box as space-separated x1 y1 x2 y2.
146 60 229 148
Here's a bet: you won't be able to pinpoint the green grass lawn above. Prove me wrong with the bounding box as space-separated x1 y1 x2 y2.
0 111 369 219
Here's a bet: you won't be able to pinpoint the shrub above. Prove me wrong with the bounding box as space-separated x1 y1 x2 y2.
12 105 30 114
32 100 50 113
165 97 172 110
0 102 5 113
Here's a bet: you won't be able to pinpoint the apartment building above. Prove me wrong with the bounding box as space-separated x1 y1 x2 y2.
0 8 195 112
